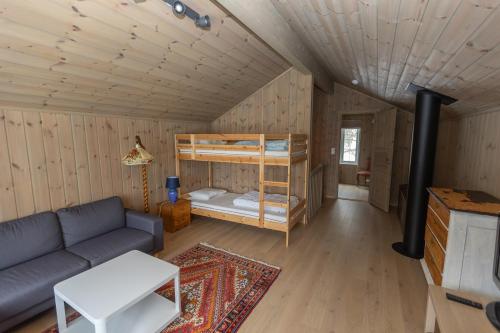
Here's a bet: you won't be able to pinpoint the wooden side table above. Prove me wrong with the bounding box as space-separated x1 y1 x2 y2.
425 285 496 333
157 199 191 233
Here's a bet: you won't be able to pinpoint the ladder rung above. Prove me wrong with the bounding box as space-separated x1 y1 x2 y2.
263 200 288 208
263 181 288 188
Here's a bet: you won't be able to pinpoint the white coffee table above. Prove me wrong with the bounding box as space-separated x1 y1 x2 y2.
54 250 180 333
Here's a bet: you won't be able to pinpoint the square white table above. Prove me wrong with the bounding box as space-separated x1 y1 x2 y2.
54 250 180 333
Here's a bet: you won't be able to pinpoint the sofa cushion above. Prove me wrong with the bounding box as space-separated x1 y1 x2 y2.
57 196 125 247
0 250 89 322
66 228 154 267
0 212 63 270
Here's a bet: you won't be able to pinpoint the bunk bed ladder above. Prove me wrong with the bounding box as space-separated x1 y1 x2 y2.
259 134 293 247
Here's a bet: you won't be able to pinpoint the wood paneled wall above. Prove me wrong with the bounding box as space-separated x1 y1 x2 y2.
339 114 374 185
391 110 414 205
314 83 413 205
210 68 313 196
0 108 208 223
434 111 500 199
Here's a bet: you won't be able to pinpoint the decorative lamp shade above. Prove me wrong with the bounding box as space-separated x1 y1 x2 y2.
122 136 154 166
166 176 180 190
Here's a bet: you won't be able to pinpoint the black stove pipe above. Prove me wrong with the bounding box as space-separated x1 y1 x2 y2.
392 90 443 259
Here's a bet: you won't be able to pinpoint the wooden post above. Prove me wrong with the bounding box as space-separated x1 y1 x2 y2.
142 164 149 213
175 134 181 197
286 133 292 246
258 134 265 227
208 161 212 188
303 137 309 224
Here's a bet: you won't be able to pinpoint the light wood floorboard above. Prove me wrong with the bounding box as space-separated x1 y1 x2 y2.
13 199 427 333
338 184 369 202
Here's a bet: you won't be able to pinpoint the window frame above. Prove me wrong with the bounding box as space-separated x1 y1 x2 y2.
339 127 361 165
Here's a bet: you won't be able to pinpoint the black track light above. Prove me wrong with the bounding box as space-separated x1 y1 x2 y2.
172 1 186 17
195 15 211 29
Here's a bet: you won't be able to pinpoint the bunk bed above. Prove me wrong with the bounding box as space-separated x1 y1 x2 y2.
175 133 308 247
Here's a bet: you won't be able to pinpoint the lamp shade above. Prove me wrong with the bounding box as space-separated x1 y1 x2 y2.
166 176 180 190
122 136 154 166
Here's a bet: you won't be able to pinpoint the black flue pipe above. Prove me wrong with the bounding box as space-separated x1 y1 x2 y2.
392 90 442 259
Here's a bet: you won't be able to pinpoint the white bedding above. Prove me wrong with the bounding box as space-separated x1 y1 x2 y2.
233 191 298 214
190 192 296 223
189 188 226 201
179 149 305 157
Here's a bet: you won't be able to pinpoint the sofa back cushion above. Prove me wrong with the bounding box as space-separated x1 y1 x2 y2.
57 196 125 247
0 212 63 270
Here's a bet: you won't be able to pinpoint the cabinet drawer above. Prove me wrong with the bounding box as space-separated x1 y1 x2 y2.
174 215 190 227
424 246 442 286
425 226 445 272
429 194 450 227
427 209 448 249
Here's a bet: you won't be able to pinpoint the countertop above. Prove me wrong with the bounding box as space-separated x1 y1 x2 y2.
428 187 500 216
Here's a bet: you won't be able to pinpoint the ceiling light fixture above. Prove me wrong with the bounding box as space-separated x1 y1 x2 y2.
172 0 186 17
165 0 211 29
352 79 359 85
133 0 210 29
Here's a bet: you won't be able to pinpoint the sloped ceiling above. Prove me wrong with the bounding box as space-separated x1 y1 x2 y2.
0 0 290 121
271 0 500 115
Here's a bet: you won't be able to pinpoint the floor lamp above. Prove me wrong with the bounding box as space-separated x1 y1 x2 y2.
122 136 154 213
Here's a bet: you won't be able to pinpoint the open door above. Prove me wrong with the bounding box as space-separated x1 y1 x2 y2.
369 108 397 212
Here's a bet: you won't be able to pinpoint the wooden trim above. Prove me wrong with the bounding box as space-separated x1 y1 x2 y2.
263 181 288 188
191 207 260 227
263 201 288 208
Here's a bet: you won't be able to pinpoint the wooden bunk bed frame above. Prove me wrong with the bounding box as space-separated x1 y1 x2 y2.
175 133 308 247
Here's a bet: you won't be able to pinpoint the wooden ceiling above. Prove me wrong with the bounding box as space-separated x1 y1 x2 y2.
0 0 290 121
271 0 500 115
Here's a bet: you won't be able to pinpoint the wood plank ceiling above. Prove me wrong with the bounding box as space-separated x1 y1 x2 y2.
0 0 290 121
271 0 500 115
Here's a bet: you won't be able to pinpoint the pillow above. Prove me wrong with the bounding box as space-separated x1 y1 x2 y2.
189 188 227 201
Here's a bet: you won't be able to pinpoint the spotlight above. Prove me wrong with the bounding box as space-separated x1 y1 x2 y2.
172 1 186 17
161 0 211 30
195 15 211 29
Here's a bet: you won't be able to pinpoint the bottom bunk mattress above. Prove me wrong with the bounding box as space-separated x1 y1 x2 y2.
190 192 297 224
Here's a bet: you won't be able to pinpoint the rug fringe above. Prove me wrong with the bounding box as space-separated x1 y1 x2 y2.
200 242 282 270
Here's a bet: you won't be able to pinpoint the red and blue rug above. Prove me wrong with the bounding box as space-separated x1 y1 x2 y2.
42 243 281 333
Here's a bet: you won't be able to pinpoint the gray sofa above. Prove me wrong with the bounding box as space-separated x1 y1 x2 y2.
0 196 163 332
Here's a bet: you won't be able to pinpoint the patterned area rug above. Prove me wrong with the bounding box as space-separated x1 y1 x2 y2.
42 243 280 333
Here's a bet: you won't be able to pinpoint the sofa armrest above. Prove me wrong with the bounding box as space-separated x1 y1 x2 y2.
125 209 164 253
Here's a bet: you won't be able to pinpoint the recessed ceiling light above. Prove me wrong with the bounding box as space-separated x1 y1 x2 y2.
352 79 359 85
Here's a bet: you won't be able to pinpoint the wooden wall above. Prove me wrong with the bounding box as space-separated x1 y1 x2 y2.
314 83 413 205
311 86 333 201
0 108 208 223
391 110 414 206
210 68 313 197
338 114 374 185
434 111 500 199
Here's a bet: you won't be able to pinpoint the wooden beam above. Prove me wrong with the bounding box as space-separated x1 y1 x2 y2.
213 0 333 92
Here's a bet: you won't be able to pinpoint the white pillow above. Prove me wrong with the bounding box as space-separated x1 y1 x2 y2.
189 188 227 201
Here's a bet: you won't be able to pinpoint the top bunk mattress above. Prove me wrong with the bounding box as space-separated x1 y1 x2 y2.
190 192 295 223
179 149 304 157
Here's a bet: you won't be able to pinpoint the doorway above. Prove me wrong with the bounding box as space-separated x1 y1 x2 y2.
337 114 373 202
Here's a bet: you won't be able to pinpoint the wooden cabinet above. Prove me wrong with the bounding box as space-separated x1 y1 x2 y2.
423 188 500 297
157 199 191 233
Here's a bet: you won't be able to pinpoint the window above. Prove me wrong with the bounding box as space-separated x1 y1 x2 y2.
340 127 360 165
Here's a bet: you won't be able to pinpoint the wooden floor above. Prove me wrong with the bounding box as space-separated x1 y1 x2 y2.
13 199 428 333
338 184 370 201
